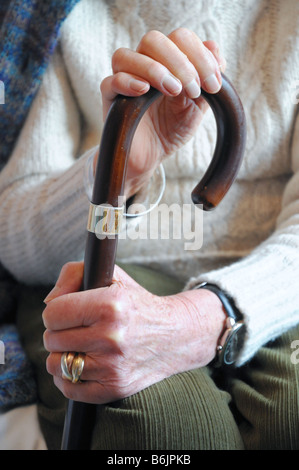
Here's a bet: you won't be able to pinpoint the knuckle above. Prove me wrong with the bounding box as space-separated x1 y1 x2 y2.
100 76 109 93
101 295 129 336
42 308 49 329
140 29 165 49
148 61 167 80
45 354 57 376
170 28 204 55
105 321 128 353
171 27 192 40
110 72 124 90
106 325 126 352
206 39 219 52
43 329 50 351
171 27 200 45
111 47 128 70
45 354 52 374
108 297 123 322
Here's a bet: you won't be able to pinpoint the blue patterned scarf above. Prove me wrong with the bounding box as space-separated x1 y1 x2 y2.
0 0 80 411
0 0 81 170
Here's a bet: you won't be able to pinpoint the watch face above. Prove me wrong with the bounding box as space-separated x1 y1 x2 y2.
222 323 245 366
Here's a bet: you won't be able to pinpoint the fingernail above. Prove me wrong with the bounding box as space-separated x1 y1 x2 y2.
129 78 150 93
43 285 61 304
162 74 182 95
185 79 201 99
204 73 221 93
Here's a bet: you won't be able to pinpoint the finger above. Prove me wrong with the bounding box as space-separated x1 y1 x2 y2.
46 352 100 381
101 73 151 117
203 40 227 72
51 357 127 404
167 28 222 94
112 46 183 97
101 73 150 100
42 286 124 335
43 322 122 353
43 261 84 304
135 29 222 96
136 30 203 99
42 264 136 331
47 351 125 386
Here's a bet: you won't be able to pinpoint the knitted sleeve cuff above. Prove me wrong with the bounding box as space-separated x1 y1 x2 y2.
185 230 299 365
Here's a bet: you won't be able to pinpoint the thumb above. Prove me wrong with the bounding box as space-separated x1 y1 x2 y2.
44 261 84 303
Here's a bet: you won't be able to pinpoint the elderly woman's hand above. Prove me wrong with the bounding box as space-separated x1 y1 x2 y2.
43 261 226 404
99 28 226 198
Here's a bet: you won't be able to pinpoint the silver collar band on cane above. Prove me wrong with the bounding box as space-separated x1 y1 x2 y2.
87 203 124 238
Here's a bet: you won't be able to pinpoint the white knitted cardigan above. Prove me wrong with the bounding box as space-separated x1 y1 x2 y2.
0 0 298 365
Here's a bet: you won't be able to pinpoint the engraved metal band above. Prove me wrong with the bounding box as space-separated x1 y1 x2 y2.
87 203 124 238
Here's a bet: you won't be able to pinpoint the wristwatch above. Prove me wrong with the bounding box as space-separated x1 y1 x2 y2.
195 282 246 368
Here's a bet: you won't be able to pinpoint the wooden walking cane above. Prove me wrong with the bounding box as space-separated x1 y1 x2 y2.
61 74 246 450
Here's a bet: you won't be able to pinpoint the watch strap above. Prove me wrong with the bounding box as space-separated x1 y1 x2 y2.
196 282 245 368
198 282 243 322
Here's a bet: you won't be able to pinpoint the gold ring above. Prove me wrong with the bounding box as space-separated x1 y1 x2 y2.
61 352 74 381
61 352 85 383
71 354 85 383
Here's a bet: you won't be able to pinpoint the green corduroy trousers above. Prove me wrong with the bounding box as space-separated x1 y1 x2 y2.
17 264 299 450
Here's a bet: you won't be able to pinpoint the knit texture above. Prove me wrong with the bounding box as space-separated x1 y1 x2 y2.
0 0 298 367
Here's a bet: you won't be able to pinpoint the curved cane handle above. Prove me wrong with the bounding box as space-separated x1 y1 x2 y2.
92 73 246 210
192 76 246 209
